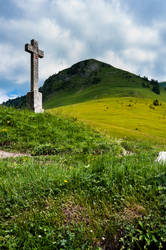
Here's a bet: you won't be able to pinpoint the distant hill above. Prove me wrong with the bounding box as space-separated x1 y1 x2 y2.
160 81 166 87
3 95 26 109
3 59 161 109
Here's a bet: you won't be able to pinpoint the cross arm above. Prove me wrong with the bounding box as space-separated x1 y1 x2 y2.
25 43 34 53
38 49 44 58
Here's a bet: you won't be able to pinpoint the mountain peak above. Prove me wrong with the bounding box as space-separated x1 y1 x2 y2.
3 58 160 109
65 58 111 77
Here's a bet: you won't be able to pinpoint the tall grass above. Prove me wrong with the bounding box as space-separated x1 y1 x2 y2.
0 106 165 249
0 150 166 249
0 106 112 155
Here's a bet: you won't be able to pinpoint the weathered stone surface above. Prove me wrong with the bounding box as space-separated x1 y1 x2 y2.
26 91 44 113
25 39 44 113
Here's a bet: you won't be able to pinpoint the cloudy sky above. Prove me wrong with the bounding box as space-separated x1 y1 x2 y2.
0 0 166 103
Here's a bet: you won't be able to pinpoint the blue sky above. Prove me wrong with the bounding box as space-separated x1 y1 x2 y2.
0 0 166 103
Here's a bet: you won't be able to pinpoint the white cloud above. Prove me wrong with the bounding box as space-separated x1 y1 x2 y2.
0 43 29 84
12 0 48 15
0 89 17 104
0 91 9 104
125 25 160 46
0 0 166 96
123 48 157 63
40 57 68 80
98 50 139 74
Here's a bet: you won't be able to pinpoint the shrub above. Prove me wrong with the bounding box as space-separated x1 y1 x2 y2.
153 99 160 106
150 79 160 95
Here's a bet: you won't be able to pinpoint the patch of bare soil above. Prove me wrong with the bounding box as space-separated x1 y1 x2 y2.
0 150 30 159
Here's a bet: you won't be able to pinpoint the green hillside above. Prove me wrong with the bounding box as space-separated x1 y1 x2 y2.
3 59 163 109
0 106 111 155
42 59 162 109
160 81 166 87
3 59 166 144
0 106 166 249
49 97 166 145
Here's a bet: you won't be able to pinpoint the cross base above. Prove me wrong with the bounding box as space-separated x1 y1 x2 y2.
26 91 44 113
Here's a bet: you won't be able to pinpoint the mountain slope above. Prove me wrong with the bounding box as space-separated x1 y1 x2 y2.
49 96 166 144
3 59 162 109
42 59 162 109
160 81 166 87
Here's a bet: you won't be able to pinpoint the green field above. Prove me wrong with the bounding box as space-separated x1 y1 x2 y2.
48 96 166 145
0 106 166 249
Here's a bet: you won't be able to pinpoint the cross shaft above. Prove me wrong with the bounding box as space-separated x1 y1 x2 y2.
25 39 44 91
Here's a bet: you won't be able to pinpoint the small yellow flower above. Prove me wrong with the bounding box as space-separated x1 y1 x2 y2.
64 180 68 183
1 128 7 132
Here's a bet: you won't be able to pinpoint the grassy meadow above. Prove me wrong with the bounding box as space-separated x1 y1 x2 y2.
0 106 166 249
0 150 166 249
0 106 111 155
48 96 166 145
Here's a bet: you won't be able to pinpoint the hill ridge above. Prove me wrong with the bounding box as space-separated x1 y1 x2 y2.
3 58 161 109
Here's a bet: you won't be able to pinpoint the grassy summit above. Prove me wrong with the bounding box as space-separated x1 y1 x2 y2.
42 59 162 109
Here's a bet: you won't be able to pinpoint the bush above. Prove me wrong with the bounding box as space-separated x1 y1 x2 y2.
143 76 149 81
142 82 150 88
150 79 160 95
153 99 160 106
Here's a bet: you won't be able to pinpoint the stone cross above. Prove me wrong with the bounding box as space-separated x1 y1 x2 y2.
25 39 44 113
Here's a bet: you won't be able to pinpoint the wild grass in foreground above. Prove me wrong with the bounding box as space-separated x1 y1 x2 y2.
0 106 166 249
0 150 166 249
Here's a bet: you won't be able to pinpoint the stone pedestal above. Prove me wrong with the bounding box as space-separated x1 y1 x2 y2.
26 91 44 113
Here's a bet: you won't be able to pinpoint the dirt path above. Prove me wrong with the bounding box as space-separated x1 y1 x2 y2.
0 150 30 159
